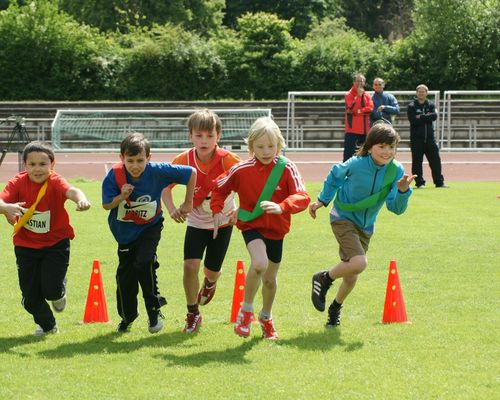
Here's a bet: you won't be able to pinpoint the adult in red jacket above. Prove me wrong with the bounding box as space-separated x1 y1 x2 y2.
343 73 374 161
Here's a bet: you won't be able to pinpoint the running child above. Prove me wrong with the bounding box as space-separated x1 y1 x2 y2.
162 109 241 333
102 132 196 333
309 122 415 327
0 141 91 336
211 117 310 340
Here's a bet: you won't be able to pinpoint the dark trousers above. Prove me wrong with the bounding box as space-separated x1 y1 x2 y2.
15 239 70 331
410 133 444 187
343 133 366 162
116 220 166 322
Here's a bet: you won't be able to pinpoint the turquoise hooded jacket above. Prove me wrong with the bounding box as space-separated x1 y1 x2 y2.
317 155 412 233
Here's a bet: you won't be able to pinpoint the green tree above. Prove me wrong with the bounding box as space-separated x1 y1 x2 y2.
115 24 225 100
217 12 299 99
336 0 414 40
388 0 500 89
0 0 118 100
297 18 392 91
223 0 341 38
58 0 224 35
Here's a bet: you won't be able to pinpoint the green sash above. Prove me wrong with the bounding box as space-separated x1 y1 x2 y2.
238 156 288 222
335 161 397 212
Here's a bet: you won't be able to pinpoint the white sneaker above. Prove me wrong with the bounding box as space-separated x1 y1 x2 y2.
52 294 67 313
33 325 59 337
148 312 164 334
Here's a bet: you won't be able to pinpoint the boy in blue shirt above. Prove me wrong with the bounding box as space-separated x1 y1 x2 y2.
102 132 196 333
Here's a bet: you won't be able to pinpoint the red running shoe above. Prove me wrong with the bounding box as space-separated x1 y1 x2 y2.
258 317 279 340
234 310 254 337
197 280 217 306
183 312 202 333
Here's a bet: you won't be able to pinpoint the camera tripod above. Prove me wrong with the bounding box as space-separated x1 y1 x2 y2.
0 116 31 172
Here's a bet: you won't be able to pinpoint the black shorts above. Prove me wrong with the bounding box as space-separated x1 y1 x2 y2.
184 225 233 272
242 229 283 264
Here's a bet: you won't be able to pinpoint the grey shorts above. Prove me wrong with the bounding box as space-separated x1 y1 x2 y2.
331 220 372 262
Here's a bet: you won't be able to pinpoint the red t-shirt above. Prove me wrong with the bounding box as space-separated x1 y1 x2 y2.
0 171 74 248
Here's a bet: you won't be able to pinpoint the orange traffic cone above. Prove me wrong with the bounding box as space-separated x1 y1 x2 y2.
382 260 410 324
230 260 246 323
83 259 109 323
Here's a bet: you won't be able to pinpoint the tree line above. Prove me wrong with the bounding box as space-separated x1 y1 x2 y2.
0 0 498 101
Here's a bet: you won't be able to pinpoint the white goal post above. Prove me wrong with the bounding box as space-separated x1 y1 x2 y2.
51 108 272 150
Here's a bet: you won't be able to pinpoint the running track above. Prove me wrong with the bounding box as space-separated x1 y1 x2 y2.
1 151 499 182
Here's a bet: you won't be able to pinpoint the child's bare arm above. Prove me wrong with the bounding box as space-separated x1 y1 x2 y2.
66 187 91 211
177 168 196 217
102 184 133 210
162 186 186 223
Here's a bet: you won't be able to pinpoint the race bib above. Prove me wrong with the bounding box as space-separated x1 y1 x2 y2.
23 210 51 234
117 200 157 222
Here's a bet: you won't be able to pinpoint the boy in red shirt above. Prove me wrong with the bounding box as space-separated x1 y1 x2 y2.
162 109 241 334
0 141 90 336
211 117 310 340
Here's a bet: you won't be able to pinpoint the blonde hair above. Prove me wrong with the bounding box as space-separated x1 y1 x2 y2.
187 109 221 134
245 117 285 154
416 84 429 92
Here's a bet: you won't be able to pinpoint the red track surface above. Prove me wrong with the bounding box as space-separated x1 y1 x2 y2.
1 151 499 182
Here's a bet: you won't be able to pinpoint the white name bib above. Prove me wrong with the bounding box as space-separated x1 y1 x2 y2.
117 200 157 222
24 210 51 234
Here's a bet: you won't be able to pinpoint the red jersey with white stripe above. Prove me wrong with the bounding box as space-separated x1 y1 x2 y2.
170 147 240 229
211 156 310 240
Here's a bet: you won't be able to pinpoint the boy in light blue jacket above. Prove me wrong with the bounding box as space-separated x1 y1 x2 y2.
309 122 415 327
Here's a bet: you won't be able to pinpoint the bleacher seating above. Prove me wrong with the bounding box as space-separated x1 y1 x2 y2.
0 98 499 150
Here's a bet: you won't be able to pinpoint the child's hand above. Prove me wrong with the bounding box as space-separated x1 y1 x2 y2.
213 212 224 239
260 201 282 215
121 184 134 199
397 174 417 193
76 200 91 211
225 208 238 225
169 207 186 223
178 201 193 217
2 202 25 220
308 201 323 219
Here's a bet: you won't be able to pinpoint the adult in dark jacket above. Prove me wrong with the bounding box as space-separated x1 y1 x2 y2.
343 73 373 161
407 84 447 188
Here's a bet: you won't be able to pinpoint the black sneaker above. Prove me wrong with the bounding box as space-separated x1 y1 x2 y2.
148 310 165 334
311 271 332 312
117 320 133 333
326 303 342 328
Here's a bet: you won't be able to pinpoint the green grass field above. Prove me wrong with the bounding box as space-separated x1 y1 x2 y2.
0 180 498 399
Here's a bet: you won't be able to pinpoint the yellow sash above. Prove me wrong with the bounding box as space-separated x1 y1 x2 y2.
13 179 49 236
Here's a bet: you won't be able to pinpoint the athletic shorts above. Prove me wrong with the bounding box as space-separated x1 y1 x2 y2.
242 229 283 264
331 220 372 262
184 225 233 272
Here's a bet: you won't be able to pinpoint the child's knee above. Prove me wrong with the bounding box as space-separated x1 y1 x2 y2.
262 276 277 289
349 255 368 274
251 259 268 274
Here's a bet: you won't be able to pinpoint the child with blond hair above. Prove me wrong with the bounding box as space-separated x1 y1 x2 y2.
211 117 310 340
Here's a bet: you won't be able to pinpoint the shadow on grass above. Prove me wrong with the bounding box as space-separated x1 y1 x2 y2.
278 329 363 352
0 334 42 356
37 330 192 358
158 337 260 367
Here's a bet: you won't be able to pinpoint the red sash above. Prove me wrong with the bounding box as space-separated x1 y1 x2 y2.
112 163 160 225
188 148 229 207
